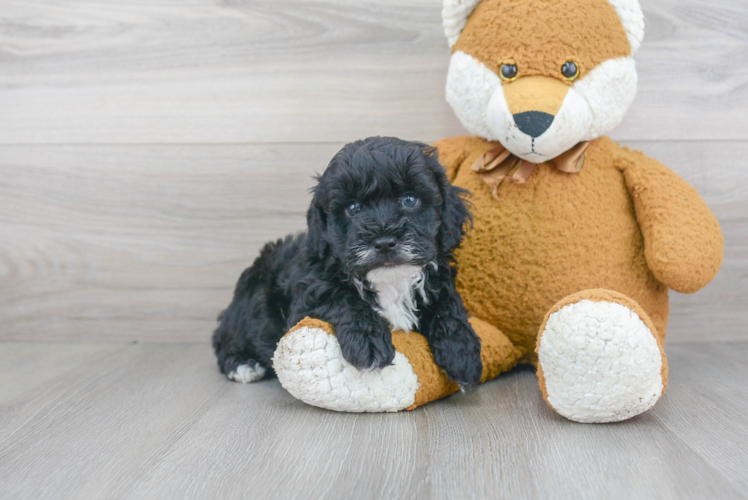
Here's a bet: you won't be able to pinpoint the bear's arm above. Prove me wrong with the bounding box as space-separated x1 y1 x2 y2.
618 148 724 294
434 136 475 182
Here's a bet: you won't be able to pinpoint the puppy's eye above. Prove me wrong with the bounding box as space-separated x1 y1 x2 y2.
500 64 518 82
561 61 579 81
345 201 361 217
401 195 419 208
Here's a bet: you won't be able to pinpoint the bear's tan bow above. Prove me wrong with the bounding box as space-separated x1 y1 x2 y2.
472 142 589 200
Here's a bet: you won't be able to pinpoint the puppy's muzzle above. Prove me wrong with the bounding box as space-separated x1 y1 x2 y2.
373 236 397 254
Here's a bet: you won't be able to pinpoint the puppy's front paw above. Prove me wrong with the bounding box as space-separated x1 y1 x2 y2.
433 329 483 390
338 323 396 371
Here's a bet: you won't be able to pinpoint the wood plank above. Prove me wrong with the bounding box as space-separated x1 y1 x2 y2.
0 0 746 143
655 343 748 494
0 342 236 499
0 341 746 499
0 140 745 342
420 364 746 500
0 143 339 341
0 342 128 443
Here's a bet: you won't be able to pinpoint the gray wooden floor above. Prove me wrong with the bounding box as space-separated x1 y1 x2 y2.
0 341 746 500
2 0 748 498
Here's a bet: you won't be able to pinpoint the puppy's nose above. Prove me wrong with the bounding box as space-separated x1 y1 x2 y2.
513 111 554 138
373 236 397 253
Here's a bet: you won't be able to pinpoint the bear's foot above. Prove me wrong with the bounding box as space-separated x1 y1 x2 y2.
273 317 521 412
537 290 667 423
273 319 420 412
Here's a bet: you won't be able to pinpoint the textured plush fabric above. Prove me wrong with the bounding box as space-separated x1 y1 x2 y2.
389 328 458 409
439 135 717 363
443 0 644 53
535 290 666 422
472 317 524 383
620 150 725 293
395 316 523 409
453 0 632 82
275 318 420 413
535 288 669 408
276 317 523 411
397 317 522 409
502 76 569 116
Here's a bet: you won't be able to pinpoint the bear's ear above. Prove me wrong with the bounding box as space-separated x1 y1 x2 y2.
607 0 645 53
442 0 483 47
443 0 645 54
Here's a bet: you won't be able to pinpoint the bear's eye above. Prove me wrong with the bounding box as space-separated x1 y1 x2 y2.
345 201 361 217
561 61 579 81
500 64 518 82
401 194 420 208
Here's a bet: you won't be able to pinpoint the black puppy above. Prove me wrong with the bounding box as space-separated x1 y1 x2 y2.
212 137 482 389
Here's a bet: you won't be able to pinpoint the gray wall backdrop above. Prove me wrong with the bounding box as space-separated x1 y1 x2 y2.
0 0 745 342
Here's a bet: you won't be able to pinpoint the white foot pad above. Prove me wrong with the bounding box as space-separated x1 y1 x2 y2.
228 363 266 384
273 326 419 412
538 300 664 423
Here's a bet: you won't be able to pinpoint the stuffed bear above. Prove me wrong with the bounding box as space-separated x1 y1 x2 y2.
271 0 724 422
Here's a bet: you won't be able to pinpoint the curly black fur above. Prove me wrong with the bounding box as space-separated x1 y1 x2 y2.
212 137 483 388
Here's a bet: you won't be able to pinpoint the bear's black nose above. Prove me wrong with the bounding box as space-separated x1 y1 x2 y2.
513 111 555 138
373 236 397 253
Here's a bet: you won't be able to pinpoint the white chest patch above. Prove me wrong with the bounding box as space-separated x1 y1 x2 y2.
363 265 428 332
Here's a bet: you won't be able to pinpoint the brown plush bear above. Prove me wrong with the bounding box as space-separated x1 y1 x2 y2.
269 0 724 422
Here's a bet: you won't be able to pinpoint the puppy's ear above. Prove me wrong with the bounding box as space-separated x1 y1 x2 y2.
424 146 472 253
306 178 329 259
